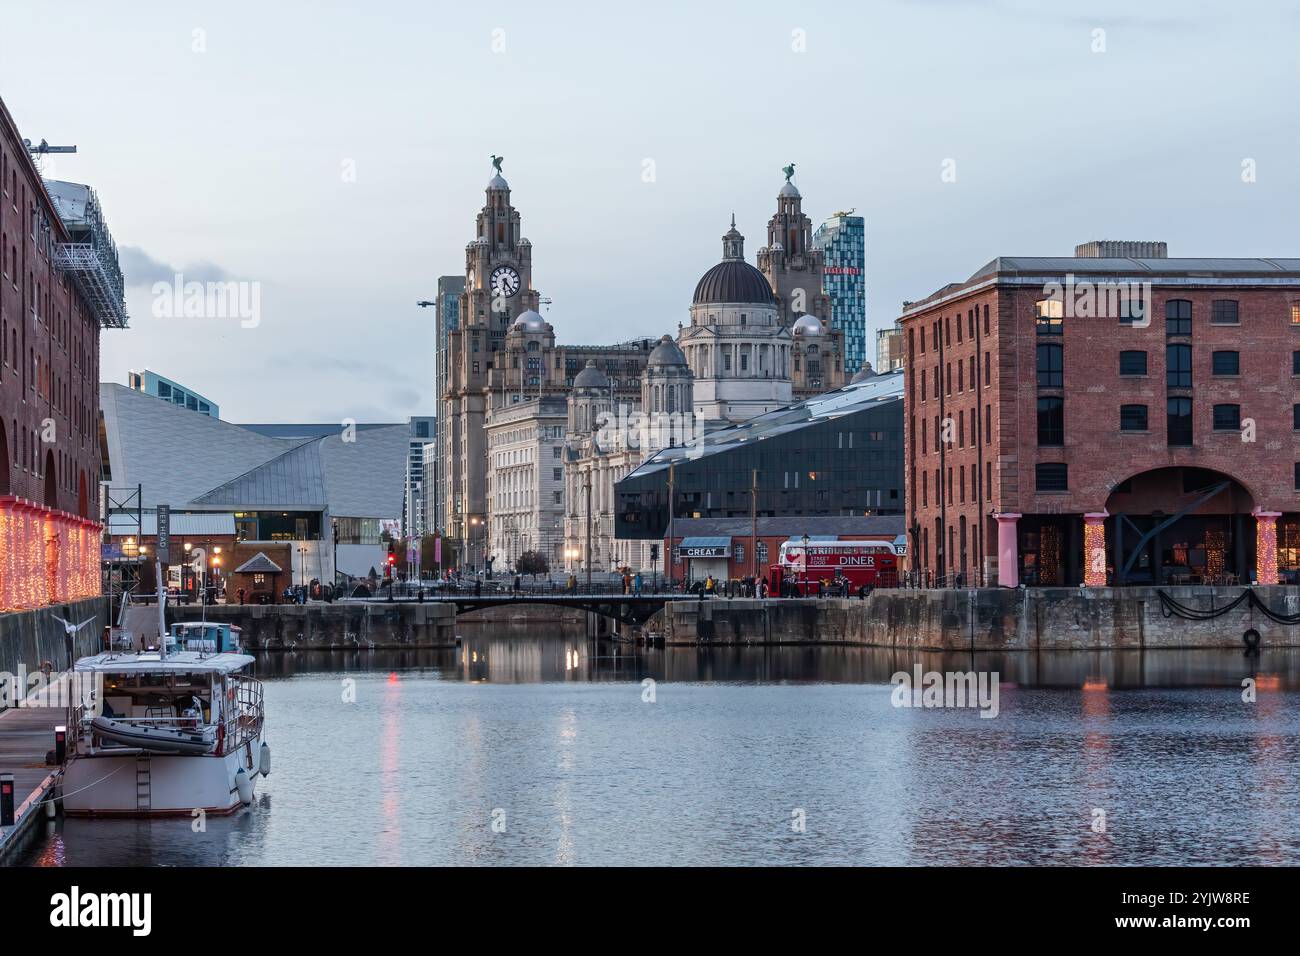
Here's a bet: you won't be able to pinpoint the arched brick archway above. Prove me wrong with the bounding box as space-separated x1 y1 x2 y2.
1103 466 1257 586
44 448 58 511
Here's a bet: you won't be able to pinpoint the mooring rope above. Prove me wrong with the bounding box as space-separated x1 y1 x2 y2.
1155 588 1300 626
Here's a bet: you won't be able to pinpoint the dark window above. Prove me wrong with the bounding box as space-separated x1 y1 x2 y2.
1166 344 1192 388
1167 397 1193 446
1211 300 1239 325
1036 343 1063 387
1120 404 1148 431
1212 404 1240 431
1035 463 1068 492
1293 404 1300 431
1037 397 1064 446
1211 351 1239 376
1119 350 1147 376
1119 289 1148 325
1296 462 1300 491
1166 299 1192 336
1293 351 1300 375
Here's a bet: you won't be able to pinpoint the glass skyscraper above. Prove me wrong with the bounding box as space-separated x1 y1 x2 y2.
813 213 866 373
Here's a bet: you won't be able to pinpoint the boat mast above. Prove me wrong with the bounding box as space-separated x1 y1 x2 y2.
156 557 167 658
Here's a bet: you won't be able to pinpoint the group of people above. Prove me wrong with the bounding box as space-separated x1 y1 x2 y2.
695 575 770 598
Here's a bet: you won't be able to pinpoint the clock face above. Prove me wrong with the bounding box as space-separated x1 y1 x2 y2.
490 266 520 298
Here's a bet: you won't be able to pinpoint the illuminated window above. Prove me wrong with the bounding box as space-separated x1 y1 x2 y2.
1035 298 1063 335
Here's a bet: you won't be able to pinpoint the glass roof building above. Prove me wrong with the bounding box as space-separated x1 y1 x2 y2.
615 370 903 540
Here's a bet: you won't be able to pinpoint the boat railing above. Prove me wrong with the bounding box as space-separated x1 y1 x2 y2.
219 676 264 757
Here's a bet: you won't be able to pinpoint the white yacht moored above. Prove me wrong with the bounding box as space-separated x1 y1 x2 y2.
61 582 269 817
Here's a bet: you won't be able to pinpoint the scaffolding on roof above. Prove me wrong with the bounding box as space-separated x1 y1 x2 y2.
47 180 129 329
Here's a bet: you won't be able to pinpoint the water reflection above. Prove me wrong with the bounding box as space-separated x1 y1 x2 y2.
22 624 1300 867
252 625 1300 691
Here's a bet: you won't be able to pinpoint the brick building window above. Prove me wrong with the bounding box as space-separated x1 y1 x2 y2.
1120 350 1147 376
983 305 990 336
1294 351 1300 375
1037 397 1064 446
1035 298 1063 335
1212 351 1240 376
1291 303 1300 325
1212 404 1241 431
1120 404 1148 432
983 351 990 386
1166 345 1192 388
1293 404 1300 431
1166 299 1192 336
1035 463 1068 492
1211 300 1239 325
1295 463 1300 491
1036 344 1063 387
1119 290 1147 325
1167 397 1193 446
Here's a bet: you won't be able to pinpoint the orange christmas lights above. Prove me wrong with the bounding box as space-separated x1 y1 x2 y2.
0 496 102 612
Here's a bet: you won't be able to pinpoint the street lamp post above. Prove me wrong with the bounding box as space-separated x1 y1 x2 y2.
801 533 810 597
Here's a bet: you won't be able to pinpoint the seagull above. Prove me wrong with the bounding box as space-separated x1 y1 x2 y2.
51 615 96 636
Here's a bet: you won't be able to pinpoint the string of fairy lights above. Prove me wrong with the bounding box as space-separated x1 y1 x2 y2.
0 496 102 612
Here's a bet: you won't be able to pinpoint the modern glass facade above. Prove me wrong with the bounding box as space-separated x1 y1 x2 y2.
615 371 903 540
127 369 219 418
433 275 464 536
813 213 866 373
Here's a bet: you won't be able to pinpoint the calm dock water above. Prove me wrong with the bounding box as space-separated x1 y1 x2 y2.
19 626 1300 866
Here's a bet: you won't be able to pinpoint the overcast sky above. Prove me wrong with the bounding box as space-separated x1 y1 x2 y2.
2 0 1296 422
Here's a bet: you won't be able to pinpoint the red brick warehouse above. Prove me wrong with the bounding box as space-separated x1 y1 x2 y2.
899 241 1300 587
1 95 127 517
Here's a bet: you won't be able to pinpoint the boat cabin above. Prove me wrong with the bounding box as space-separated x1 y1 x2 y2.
72 651 263 758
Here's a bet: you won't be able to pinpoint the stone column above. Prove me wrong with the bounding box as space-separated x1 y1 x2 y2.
1083 512 1108 586
1253 508 1282 585
994 513 1021 588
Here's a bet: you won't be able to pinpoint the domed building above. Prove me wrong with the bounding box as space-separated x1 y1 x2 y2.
679 217 793 423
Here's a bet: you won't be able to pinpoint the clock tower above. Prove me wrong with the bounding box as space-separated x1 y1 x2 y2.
443 161 542 569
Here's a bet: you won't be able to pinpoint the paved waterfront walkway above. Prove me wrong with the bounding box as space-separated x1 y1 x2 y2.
0 678 69 862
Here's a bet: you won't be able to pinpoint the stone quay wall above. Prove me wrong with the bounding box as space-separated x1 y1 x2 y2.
0 597 110 683
169 602 457 650
661 587 1300 650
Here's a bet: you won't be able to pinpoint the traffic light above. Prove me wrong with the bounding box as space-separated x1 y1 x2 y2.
650 544 659 562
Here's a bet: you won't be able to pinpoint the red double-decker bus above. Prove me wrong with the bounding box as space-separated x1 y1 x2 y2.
768 539 901 596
